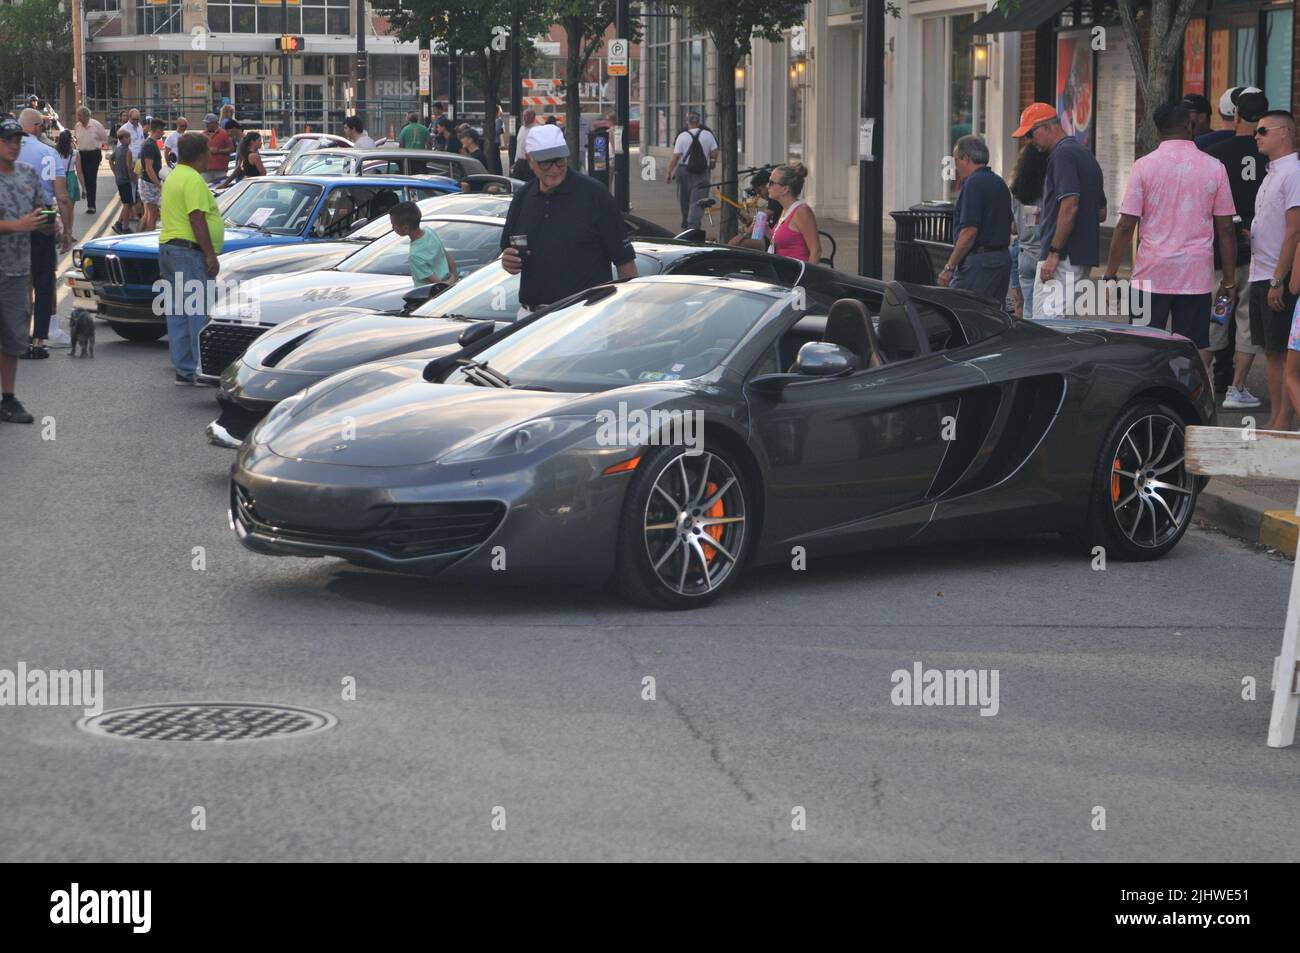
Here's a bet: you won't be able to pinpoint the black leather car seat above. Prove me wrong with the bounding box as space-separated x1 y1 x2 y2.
823 298 883 369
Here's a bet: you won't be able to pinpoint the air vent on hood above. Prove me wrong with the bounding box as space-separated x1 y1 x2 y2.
262 328 321 368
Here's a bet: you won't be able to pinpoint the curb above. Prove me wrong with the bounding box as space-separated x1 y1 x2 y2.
1196 481 1297 557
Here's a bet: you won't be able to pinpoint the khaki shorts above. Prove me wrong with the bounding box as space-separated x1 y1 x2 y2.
0 274 32 355
1208 265 1262 355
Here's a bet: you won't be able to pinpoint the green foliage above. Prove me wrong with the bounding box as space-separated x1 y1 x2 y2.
669 0 807 59
0 0 73 106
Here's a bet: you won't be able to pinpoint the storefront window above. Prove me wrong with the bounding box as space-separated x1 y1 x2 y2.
644 2 671 148
1192 6 1292 119
920 13 980 201
208 0 347 36
680 21 707 129
1264 8 1293 110
787 33 806 162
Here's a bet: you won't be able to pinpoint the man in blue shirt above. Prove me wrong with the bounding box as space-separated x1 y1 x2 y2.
1013 103 1107 319
939 135 1012 302
17 107 71 356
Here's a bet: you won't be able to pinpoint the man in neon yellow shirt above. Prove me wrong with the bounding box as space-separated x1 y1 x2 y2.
157 131 224 384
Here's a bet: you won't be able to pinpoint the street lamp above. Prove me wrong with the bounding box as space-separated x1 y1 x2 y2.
971 36 990 140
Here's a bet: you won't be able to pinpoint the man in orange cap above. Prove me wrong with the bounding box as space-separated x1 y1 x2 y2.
1012 103 1107 318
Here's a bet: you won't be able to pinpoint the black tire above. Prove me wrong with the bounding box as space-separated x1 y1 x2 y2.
1073 400 1198 561
612 443 754 609
108 322 166 343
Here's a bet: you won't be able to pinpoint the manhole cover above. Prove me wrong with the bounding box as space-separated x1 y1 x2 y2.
77 703 337 742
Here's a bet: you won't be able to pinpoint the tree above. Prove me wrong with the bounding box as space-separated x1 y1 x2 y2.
546 1 627 166
669 1 808 242
0 0 73 110
371 0 548 167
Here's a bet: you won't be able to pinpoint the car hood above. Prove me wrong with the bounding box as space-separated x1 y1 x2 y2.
220 241 361 282
212 271 413 325
267 372 582 467
81 226 299 258
249 313 475 373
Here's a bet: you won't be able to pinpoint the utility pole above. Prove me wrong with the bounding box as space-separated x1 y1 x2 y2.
448 50 458 120
509 0 521 168
613 0 629 211
70 0 84 115
858 0 884 278
355 0 367 133
281 0 292 137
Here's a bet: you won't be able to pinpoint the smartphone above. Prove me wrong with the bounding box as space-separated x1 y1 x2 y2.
39 207 58 223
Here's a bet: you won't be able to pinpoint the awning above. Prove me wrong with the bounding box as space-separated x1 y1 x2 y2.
970 0 1076 35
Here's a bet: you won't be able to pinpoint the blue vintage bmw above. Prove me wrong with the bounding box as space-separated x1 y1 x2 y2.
74 174 458 341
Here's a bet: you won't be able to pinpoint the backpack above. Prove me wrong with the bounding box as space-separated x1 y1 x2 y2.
684 129 708 174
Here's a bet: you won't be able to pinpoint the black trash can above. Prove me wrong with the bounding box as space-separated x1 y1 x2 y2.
890 203 955 285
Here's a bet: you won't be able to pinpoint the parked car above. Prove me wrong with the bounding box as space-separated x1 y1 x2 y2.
262 132 351 175
280 147 487 183
199 213 506 373
229 275 1214 608
205 242 824 445
74 174 457 341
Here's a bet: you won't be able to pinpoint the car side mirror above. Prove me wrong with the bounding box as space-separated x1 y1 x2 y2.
347 217 369 233
794 341 859 377
457 320 496 347
402 282 449 311
747 373 803 397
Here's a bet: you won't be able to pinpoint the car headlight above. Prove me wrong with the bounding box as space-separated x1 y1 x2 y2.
439 416 593 464
72 250 83 270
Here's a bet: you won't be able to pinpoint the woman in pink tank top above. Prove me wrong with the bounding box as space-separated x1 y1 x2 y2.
767 161 822 263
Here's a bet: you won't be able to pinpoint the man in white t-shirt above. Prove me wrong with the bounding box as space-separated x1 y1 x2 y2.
125 108 146 160
163 116 189 165
666 112 717 231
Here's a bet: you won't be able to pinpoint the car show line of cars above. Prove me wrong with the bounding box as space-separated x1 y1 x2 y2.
68 153 1216 608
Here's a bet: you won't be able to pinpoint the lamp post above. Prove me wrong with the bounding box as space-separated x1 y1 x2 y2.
858 0 884 278
971 36 990 140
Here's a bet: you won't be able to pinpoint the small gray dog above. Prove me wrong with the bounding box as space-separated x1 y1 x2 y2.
69 309 95 358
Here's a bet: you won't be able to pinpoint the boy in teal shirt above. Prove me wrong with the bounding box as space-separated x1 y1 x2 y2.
388 201 457 286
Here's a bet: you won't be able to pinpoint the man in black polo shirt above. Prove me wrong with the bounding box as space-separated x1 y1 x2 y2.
939 135 1012 301
500 123 636 313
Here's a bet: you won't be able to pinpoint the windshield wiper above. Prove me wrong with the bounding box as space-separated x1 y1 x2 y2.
457 358 511 388
225 219 275 236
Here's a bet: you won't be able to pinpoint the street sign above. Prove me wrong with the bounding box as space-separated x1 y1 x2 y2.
607 38 628 77
418 49 430 96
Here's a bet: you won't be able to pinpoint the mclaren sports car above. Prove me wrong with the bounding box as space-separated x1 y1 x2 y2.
229 275 1214 608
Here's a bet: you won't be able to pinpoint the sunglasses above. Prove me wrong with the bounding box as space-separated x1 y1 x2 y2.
1256 125 1283 137
536 156 567 169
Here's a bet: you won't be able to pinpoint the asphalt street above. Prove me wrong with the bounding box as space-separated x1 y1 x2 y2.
0 322 1296 863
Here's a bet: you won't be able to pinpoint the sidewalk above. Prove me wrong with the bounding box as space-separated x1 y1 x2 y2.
628 159 1296 555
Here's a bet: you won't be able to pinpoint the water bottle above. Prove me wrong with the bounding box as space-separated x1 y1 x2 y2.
750 210 769 242
1211 292 1231 325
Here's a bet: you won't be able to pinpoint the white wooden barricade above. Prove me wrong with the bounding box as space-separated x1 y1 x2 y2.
1186 426 1300 747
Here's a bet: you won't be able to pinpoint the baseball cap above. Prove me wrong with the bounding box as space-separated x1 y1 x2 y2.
1011 103 1058 138
204 113 219 123
1181 93 1213 116
1219 85 1262 118
528 124 568 161
0 118 22 139
1235 91 1270 123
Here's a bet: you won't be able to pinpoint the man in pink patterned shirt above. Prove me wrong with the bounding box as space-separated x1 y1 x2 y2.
1103 101 1239 373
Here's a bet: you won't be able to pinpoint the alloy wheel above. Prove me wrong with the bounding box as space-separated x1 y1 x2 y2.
1110 413 1193 549
642 451 747 597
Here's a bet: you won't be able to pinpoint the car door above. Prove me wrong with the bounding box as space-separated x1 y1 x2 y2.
747 294 985 547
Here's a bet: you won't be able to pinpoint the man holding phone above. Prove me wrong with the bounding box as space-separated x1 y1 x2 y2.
0 117 55 422
499 124 635 317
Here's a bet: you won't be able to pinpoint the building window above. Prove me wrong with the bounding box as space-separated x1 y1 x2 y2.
787 32 807 163
919 13 983 201
137 0 182 35
85 53 122 114
207 0 347 36
679 18 707 129
644 2 671 148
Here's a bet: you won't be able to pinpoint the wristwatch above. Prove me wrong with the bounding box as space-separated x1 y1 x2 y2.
1102 274 1118 282
1047 245 1063 256
941 265 956 275
1270 277 1283 289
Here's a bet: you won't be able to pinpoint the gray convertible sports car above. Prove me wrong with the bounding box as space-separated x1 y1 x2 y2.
230 274 1213 608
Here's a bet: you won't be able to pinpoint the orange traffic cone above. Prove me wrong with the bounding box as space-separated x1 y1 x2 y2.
270 128 278 149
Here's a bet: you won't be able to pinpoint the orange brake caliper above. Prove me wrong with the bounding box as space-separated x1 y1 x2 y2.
703 481 724 564
1111 458 1123 504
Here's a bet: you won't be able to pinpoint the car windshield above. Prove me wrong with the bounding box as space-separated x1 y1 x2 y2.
336 220 503 276
286 152 354 176
223 181 323 234
413 263 519 320
453 281 773 392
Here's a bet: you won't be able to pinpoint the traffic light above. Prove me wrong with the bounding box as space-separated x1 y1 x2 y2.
276 35 304 53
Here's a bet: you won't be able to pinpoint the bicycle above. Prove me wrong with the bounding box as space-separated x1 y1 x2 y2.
696 164 773 236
